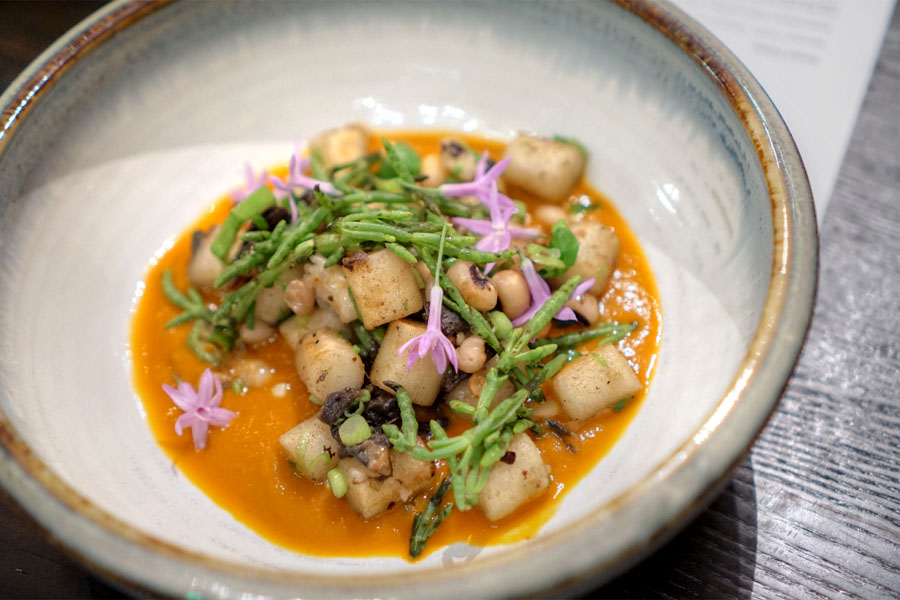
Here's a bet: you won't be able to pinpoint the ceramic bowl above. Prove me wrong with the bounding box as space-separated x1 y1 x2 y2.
0 0 817 597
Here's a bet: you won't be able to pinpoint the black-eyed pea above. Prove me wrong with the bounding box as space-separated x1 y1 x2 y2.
492 270 530 319
565 292 600 325
439 138 477 181
284 279 315 316
457 336 487 374
447 260 497 312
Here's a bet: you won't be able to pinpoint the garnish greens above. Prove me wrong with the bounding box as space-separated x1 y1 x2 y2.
160 136 639 557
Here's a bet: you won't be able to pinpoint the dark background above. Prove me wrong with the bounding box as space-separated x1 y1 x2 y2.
1 2 898 598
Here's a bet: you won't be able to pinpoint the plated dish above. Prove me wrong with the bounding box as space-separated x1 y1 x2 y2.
131 126 661 558
0 1 816 598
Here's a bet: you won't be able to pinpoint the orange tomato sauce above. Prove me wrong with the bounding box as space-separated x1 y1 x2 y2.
130 131 661 558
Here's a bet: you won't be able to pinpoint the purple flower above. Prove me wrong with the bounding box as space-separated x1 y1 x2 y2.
398 285 458 374
162 369 235 451
230 163 269 204
441 151 515 210
511 259 596 327
268 151 340 203
453 181 540 255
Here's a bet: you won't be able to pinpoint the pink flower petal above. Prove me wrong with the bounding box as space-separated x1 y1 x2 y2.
554 306 579 322
437 334 459 373
206 407 237 427
163 382 197 412
572 278 596 299
231 163 269 204
162 370 234 451
512 261 598 327
451 217 494 235
398 286 457 374
452 181 538 258
507 226 542 239
191 421 209 451
511 303 540 328
440 155 511 200
270 153 341 199
197 369 213 403
474 152 487 178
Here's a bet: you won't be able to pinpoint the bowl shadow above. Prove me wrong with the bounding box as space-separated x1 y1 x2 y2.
2 454 759 599
586 454 759 599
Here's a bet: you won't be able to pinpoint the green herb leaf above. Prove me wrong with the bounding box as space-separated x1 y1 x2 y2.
381 138 416 183
542 220 579 278
377 141 421 179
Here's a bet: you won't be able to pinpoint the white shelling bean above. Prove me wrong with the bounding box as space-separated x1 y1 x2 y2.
492 270 530 319
239 320 276 344
284 279 315 316
534 204 568 229
439 138 477 181
457 336 487 373
447 260 497 312
234 358 272 388
565 292 600 325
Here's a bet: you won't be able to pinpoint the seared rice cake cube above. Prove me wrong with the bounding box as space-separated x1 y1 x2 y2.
477 433 550 521
339 457 401 519
278 411 340 481
550 343 641 421
502 134 585 202
391 444 437 501
278 306 350 350
370 319 444 406
341 248 423 329
294 329 365 403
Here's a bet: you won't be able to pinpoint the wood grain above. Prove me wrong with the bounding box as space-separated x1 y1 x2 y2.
1 2 898 599
595 5 900 597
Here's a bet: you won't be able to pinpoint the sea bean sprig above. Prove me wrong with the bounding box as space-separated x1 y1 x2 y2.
159 134 644 560
383 276 582 510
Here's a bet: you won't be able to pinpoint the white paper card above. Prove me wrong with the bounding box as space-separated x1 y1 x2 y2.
671 0 897 223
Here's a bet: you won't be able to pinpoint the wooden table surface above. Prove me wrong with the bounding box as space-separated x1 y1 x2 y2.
1 2 898 598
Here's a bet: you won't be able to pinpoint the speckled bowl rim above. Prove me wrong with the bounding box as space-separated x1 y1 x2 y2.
0 0 818 597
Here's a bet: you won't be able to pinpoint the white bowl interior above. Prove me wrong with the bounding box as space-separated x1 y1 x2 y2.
0 0 771 574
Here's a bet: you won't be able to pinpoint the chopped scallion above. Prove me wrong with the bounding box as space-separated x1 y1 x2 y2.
339 414 372 446
327 468 348 498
